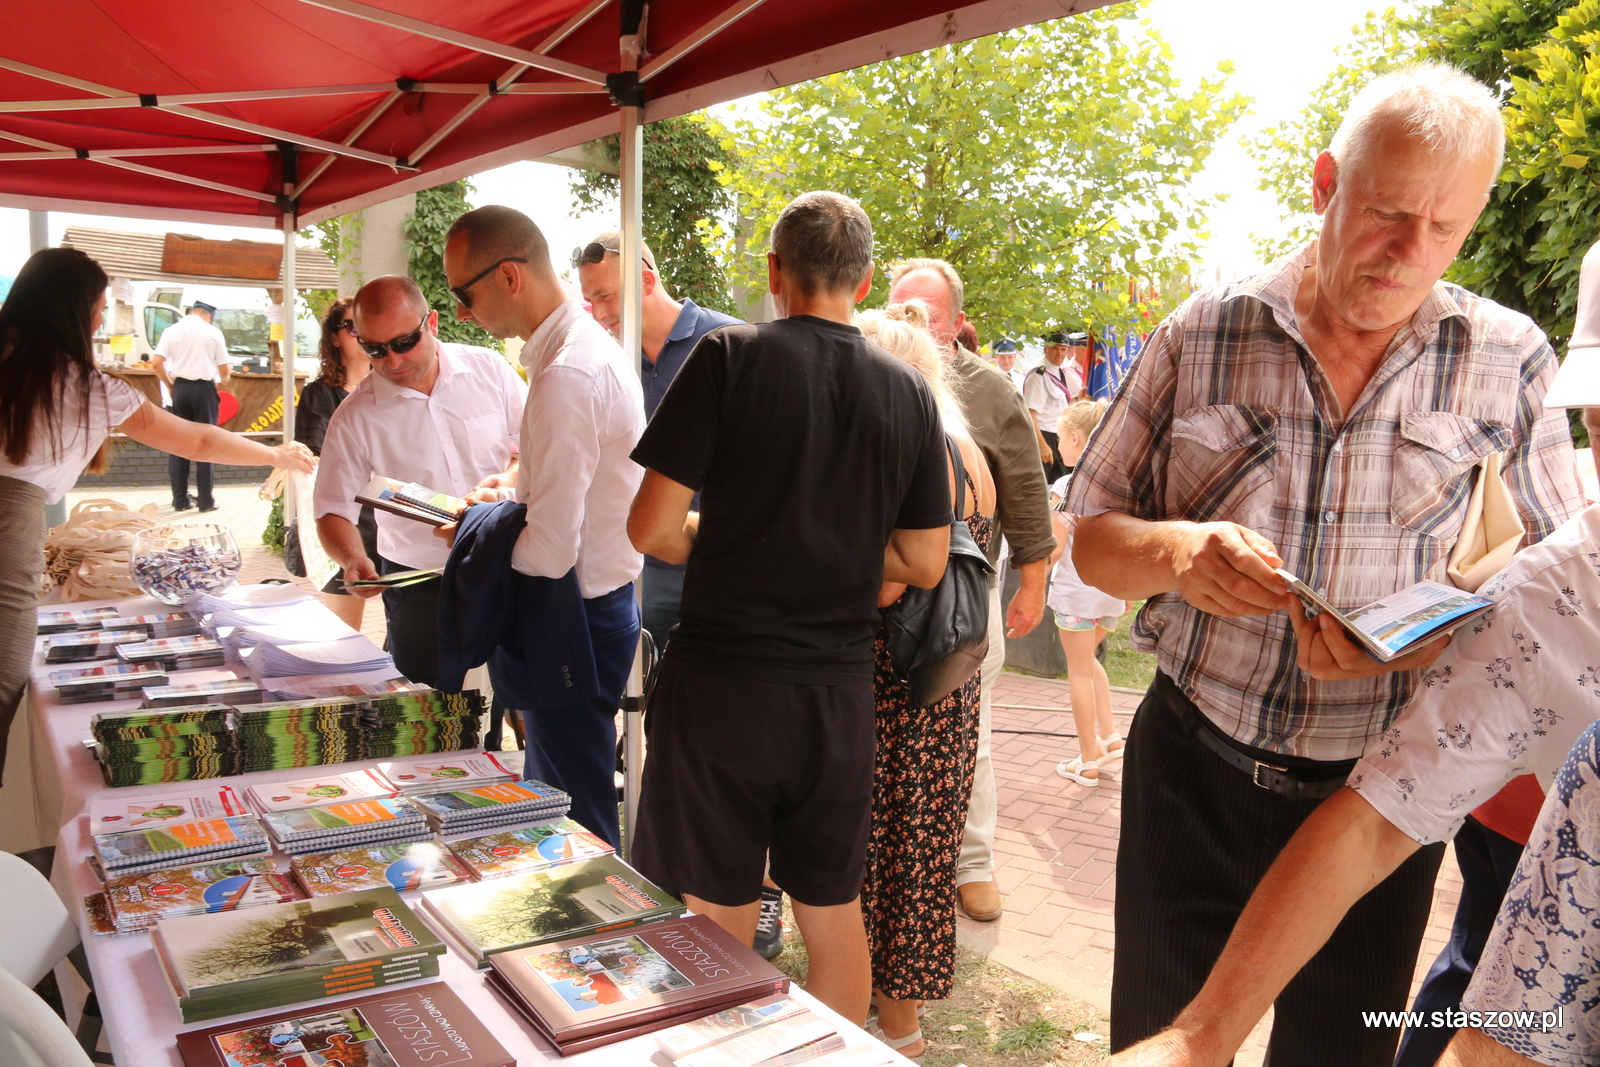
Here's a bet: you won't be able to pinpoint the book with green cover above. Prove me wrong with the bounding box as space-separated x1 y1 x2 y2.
421 854 687 967
153 887 445 1020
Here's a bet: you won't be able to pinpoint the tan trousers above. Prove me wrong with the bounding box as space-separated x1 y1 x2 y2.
0 474 46 789
956 577 1003 885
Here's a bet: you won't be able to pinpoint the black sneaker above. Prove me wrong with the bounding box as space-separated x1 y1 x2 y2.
753 885 784 960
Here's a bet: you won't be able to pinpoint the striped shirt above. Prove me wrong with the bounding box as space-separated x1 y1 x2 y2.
1065 244 1584 760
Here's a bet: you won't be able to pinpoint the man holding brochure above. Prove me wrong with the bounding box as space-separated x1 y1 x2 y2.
313 275 525 687
1064 64 1584 1063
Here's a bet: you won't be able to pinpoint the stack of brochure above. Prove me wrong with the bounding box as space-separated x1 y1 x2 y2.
290 840 472 896
86 785 248 836
344 567 442 591
51 663 169 704
101 613 202 639
141 677 265 708
116 635 227 671
242 633 394 679
36 606 123 634
42 629 145 663
233 697 364 771
375 750 519 795
96 857 297 934
363 689 485 758
90 705 239 786
657 997 844 1067
408 779 571 837
243 768 397 814
445 818 613 880
93 812 270 877
257 797 428 854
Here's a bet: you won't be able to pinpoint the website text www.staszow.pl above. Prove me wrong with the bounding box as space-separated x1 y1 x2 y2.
1362 1008 1563 1033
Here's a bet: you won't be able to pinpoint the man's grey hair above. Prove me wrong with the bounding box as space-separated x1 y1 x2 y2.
771 191 874 295
1328 62 1505 193
888 257 965 316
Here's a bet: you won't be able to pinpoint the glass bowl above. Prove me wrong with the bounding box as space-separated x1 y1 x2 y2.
130 523 243 605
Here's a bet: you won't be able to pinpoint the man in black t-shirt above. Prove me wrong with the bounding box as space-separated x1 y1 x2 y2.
627 191 953 1023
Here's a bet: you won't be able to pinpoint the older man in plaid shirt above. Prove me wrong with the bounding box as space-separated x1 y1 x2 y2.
1067 64 1584 1066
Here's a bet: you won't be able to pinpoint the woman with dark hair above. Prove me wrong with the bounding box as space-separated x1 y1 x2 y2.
294 298 378 630
0 247 314 783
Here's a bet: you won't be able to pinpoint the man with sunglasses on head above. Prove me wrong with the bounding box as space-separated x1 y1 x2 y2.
441 205 646 849
573 231 740 653
312 275 526 687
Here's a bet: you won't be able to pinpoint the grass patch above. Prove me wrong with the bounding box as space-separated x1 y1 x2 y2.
771 901 1111 1065
1100 602 1155 691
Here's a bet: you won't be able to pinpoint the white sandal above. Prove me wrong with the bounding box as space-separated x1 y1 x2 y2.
865 1017 925 1064
1099 732 1127 765
1056 756 1102 786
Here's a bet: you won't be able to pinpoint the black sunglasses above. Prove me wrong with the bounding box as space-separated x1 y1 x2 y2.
359 316 428 359
571 241 655 271
450 257 528 309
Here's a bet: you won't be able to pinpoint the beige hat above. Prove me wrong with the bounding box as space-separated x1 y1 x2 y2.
1545 240 1600 408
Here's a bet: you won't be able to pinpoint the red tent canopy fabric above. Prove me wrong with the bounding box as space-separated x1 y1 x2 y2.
0 0 1114 228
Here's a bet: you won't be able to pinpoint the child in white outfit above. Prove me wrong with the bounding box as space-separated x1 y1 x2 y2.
1047 398 1127 786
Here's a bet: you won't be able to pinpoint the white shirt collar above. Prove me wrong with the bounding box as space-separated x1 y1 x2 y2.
519 300 586 375
367 341 461 404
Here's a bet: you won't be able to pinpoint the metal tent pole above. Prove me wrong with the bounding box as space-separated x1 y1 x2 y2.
615 2 648 862
279 147 299 528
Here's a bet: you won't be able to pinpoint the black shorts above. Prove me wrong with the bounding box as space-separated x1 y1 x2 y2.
631 658 875 908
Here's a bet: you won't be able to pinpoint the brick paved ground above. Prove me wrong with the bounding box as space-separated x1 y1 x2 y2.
62 483 1466 1061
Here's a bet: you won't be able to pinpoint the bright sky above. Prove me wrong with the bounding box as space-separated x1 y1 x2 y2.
0 0 1385 285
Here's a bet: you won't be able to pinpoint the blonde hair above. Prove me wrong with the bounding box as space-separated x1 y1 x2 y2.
856 301 967 432
1059 397 1108 442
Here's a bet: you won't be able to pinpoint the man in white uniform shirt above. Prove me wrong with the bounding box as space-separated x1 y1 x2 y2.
313 275 525 688
441 205 645 848
1023 330 1082 480
151 301 230 513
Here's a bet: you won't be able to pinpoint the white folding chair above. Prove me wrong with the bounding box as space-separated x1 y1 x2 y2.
0 967 95 1067
0 852 108 1062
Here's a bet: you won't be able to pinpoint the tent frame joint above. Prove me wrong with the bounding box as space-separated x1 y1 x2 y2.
138 93 157 108
606 71 645 109
395 77 419 93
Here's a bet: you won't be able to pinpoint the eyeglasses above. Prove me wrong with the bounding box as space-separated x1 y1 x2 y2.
359 316 429 360
337 319 356 335
450 257 528 309
570 241 655 271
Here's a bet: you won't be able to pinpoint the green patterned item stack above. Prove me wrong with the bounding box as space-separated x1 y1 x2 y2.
91 704 239 786
362 689 485 758
234 696 365 771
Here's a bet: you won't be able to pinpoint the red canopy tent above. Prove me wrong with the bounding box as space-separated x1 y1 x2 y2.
2 0 1118 837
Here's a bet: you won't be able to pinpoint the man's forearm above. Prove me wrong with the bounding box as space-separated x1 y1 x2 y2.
315 515 368 570
1138 790 1421 1064
1074 512 1190 600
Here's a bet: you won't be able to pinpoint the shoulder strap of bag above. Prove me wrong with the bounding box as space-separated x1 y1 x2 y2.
945 433 970 521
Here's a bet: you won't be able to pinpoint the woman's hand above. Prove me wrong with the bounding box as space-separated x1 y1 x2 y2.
270 441 317 474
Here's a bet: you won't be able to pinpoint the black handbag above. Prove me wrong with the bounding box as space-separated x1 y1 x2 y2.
282 518 308 578
880 435 995 707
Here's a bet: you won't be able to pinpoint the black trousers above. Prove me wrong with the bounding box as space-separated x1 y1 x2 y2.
1393 816 1525 1067
378 554 441 687
1040 428 1066 482
1112 673 1445 1064
168 378 219 509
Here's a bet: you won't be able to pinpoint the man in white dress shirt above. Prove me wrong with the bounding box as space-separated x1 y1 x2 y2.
441 205 645 847
1023 331 1082 480
313 275 525 688
150 301 230 512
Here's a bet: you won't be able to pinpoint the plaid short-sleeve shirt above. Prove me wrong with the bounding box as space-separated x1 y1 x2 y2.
1065 244 1584 760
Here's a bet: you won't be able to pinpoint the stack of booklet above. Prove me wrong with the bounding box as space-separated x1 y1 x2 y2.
290 840 473 896
257 797 429 855
103 612 202 639
243 768 397 814
408 779 571 837
657 996 846 1067
93 857 298 934
376 749 520 795
141 676 265 708
173 981 514 1067
485 916 790 1055
242 633 395 680
446 818 614 880
37 606 123 633
363 689 485 758
151 887 446 1022
421 854 687 968
234 697 365 771
51 663 169 704
356 475 469 527
116 635 227 671
90 704 239 786
93 812 270 878
41 629 145 663
86 784 248 836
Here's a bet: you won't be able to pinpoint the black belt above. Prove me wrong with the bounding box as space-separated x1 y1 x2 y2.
1170 682 1353 801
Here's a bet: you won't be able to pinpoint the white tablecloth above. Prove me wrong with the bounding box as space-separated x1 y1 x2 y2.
28 592 908 1067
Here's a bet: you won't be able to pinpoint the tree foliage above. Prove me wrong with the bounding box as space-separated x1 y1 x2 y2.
406 179 497 347
569 114 737 315
710 2 1246 340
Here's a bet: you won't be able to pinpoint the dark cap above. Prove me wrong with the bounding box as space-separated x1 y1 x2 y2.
1043 331 1069 345
992 337 1018 354
190 301 217 315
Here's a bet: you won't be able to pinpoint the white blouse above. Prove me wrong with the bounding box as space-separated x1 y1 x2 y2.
0 370 147 503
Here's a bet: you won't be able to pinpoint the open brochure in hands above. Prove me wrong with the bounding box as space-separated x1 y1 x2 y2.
1275 570 1495 663
356 476 469 527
